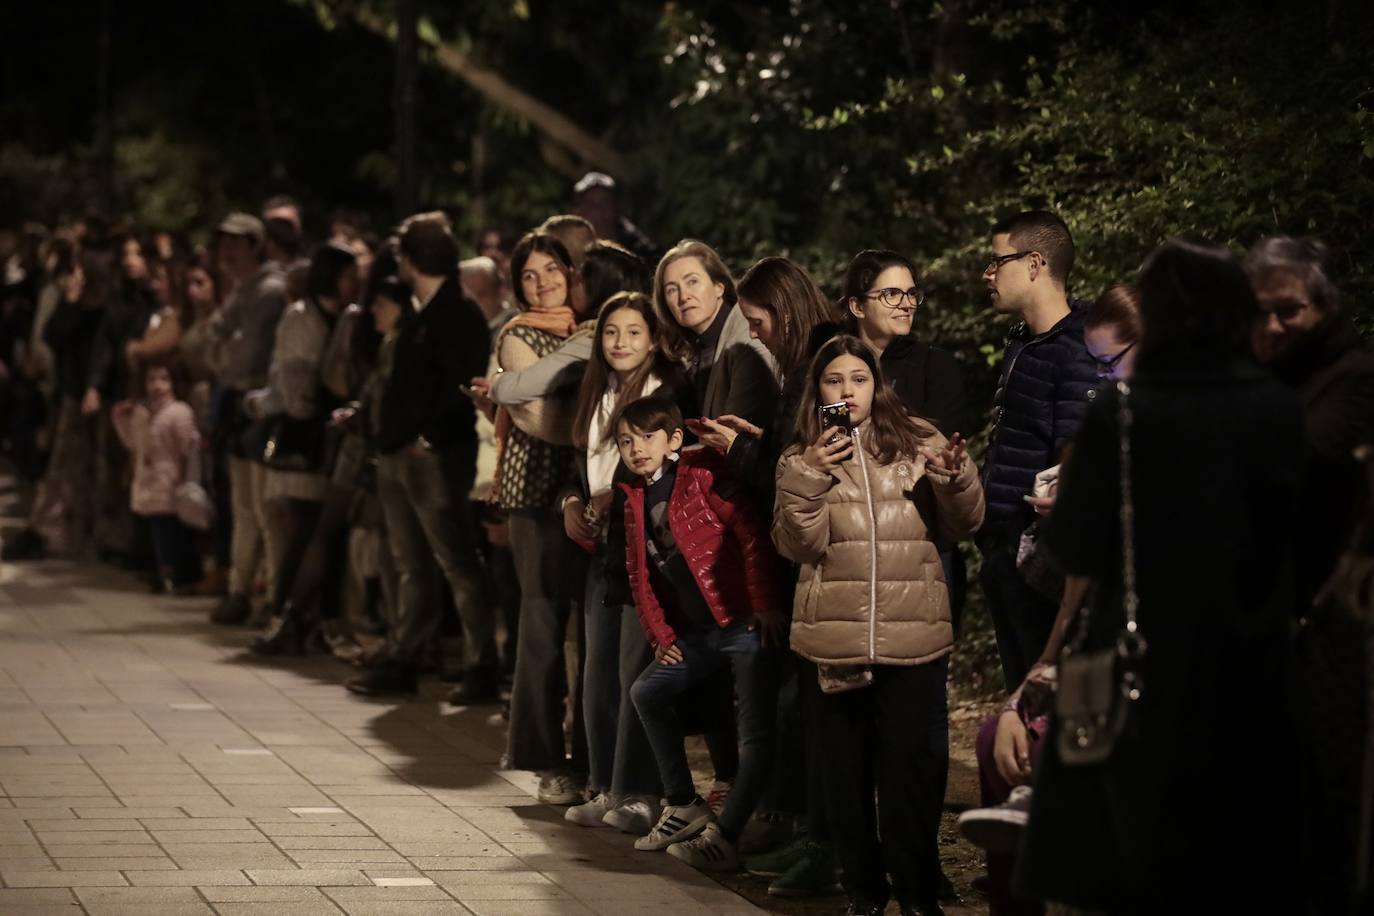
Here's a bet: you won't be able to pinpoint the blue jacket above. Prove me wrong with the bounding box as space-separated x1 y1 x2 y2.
979 300 1101 544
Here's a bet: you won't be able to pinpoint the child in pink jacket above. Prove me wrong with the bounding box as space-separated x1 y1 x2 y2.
112 358 201 592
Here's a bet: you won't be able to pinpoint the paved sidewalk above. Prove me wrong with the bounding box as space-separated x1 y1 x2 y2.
0 558 765 916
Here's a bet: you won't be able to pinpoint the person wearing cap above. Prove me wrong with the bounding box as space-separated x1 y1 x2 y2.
207 212 289 627
572 172 658 264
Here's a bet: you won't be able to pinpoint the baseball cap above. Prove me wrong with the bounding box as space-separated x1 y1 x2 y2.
573 171 617 195
217 212 265 243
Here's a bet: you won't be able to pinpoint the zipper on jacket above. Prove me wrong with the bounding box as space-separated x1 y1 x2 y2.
854 429 879 663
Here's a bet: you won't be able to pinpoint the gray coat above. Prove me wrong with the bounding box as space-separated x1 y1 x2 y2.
209 263 288 391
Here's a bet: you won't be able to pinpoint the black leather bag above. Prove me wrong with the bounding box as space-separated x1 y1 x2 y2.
1055 381 1147 768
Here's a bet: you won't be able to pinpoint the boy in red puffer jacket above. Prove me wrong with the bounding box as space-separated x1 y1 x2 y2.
614 394 785 873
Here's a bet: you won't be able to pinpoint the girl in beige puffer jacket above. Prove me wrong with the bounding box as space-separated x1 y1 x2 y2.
772 335 984 915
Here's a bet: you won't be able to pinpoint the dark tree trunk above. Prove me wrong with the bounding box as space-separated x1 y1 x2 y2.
394 0 419 218
96 0 113 211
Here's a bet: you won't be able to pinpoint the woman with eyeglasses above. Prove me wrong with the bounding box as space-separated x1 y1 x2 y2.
843 250 970 440
1083 284 1141 381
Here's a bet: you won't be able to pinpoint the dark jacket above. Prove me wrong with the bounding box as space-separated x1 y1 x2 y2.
86 284 156 398
724 321 843 521
620 449 783 648
881 334 971 438
1272 318 1374 607
376 277 489 455
979 300 1100 544
1023 359 1304 910
44 298 105 400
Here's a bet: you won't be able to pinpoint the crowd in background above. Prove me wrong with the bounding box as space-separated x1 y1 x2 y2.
0 175 1370 916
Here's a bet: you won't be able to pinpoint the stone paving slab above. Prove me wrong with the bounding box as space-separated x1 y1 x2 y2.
0 559 766 914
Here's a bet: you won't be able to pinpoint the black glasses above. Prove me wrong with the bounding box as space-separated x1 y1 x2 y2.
1092 341 1136 371
985 251 1033 273
864 287 925 311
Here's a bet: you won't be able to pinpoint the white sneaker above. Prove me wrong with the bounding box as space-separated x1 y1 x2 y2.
537 772 586 806
603 794 660 834
565 791 617 827
667 822 739 872
633 798 713 851
956 784 1033 853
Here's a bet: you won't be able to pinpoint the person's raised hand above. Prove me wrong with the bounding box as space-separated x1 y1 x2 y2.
714 414 763 439
993 709 1034 786
685 416 738 454
801 426 854 472
919 432 968 475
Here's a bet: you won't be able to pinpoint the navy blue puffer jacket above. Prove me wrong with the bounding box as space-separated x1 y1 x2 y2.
979 301 1101 544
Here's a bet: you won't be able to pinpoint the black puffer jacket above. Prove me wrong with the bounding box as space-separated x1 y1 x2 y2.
978 301 1100 544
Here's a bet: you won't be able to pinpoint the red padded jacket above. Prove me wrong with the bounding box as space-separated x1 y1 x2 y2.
620 449 782 648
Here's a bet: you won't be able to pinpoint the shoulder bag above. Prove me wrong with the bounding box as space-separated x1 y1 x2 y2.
1055 380 1147 767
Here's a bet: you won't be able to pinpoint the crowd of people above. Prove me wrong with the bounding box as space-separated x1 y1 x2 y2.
0 175 1370 915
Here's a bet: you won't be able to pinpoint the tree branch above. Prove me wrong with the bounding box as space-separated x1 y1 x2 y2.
352 7 625 178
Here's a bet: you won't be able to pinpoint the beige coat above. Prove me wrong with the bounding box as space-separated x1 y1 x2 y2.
772 419 985 666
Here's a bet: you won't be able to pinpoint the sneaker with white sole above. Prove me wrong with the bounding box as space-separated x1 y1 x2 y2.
603 794 659 834
565 791 617 827
956 784 1032 853
667 822 739 872
633 797 713 851
537 772 586 806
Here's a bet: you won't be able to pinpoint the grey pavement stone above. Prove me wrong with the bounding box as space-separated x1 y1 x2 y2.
124 869 251 886
73 886 204 904
0 557 764 915
243 868 373 886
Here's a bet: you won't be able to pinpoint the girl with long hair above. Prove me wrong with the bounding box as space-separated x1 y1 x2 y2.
773 335 984 916
562 291 689 833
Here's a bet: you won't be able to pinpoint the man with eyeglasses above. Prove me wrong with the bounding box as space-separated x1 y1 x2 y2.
976 210 1100 692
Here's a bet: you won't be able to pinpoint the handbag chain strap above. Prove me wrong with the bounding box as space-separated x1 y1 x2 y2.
1116 380 1147 702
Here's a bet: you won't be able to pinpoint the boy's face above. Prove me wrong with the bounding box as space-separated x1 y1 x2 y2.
616 422 684 477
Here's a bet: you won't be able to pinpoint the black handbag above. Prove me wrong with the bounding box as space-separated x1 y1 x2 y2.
1055 380 1147 767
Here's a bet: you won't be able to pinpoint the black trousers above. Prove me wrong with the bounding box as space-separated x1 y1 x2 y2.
807 657 949 908
979 541 1058 691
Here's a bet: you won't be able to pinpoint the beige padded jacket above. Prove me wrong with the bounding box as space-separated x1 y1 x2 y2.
772 419 985 666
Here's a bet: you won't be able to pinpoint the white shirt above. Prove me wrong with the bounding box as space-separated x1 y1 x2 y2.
586 373 663 498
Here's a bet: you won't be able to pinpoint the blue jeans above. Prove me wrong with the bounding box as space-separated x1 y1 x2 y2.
630 618 779 839
582 553 659 796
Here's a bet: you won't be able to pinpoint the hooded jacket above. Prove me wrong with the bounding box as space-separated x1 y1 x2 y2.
773 419 985 666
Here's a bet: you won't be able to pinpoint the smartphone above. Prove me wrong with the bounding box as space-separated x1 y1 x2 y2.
818 400 853 458
458 383 476 397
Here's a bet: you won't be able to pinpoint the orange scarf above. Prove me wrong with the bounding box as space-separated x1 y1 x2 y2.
503 306 578 340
